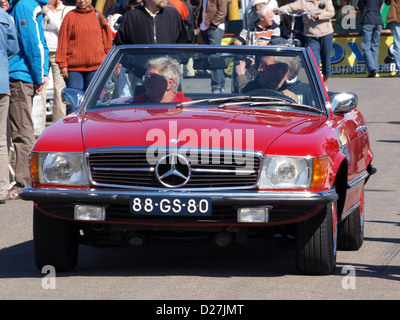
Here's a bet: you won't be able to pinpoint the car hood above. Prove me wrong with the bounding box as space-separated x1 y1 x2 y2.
79 106 325 153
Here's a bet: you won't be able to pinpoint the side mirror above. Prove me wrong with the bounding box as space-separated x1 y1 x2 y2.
61 88 84 108
331 92 358 114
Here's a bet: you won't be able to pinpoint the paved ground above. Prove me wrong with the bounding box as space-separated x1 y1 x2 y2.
0 77 399 302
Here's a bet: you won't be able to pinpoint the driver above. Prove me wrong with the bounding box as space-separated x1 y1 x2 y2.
134 56 192 103
236 55 299 102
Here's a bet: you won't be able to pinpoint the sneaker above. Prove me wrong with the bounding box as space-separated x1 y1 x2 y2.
0 199 6 204
6 188 20 200
212 89 221 94
392 72 400 77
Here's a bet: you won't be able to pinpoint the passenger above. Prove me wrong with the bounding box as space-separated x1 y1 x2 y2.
134 56 192 103
275 56 314 105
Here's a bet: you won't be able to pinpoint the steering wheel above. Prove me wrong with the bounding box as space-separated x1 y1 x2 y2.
244 88 297 104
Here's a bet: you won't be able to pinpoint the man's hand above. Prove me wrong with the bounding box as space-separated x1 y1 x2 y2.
61 67 68 79
235 60 246 76
42 5 54 13
311 13 319 20
35 76 49 93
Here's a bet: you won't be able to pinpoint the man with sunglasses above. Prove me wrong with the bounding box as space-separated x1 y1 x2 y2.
134 56 191 103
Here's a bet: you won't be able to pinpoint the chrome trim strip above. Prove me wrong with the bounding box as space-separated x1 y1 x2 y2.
347 170 369 189
340 202 360 221
192 168 256 174
85 147 263 190
93 167 154 172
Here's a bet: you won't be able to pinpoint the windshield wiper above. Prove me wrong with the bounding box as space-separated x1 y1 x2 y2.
247 101 324 114
177 96 289 108
177 96 324 114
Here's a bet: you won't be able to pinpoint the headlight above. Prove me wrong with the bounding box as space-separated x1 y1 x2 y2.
31 152 89 186
258 156 328 189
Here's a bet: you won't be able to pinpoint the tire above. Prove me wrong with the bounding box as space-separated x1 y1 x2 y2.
337 187 364 250
295 202 337 275
33 207 79 272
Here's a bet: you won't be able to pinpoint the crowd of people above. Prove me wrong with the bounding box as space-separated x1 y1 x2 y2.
0 0 399 203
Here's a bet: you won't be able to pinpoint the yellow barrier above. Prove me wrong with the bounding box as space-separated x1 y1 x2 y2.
331 34 395 78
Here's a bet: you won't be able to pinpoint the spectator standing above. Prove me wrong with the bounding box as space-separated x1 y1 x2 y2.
43 0 73 121
358 0 384 78
0 0 10 10
195 0 227 93
108 0 129 14
56 0 113 114
0 7 19 204
169 0 195 43
385 0 400 77
7 0 49 200
275 0 335 87
113 0 191 45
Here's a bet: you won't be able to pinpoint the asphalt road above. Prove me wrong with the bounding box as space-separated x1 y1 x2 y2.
0 77 399 302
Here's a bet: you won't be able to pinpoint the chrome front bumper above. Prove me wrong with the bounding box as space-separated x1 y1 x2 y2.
20 186 338 206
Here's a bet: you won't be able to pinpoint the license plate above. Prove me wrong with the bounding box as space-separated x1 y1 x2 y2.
130 195 212 216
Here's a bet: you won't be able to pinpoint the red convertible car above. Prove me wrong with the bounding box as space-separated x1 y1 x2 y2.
20 45 375 275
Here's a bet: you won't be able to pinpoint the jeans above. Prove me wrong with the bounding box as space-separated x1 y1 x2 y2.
361 24 382 73
200 27 225 91
388 21 400 72
305 33 333 76
65 70 97 114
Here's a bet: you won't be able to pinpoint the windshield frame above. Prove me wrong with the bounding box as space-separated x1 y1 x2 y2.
80 45 328 116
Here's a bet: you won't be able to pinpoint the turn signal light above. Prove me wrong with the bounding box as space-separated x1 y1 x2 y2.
311 156 328 188
29 152 39 185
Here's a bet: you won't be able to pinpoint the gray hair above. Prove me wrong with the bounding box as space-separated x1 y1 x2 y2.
275 56 301 80
258 5 273 19
147 56 181 91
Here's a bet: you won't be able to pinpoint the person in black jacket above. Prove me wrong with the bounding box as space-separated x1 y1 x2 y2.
113 0 191 45
358 0 384 77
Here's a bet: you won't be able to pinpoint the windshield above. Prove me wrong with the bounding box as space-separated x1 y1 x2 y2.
86 46 323 112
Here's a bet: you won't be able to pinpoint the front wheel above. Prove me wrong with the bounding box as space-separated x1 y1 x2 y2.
295 202 337 275
33 207 79 272
337 186 364 250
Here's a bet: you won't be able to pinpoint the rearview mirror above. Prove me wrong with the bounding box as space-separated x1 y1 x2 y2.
193 57 228 70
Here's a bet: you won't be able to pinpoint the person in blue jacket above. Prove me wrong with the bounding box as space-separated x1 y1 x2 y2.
7 0 49 200
0 6 19 204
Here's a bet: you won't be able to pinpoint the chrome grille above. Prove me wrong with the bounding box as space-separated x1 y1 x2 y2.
87 148 262 190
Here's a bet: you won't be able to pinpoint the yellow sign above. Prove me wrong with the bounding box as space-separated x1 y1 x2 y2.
330 35 396 78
